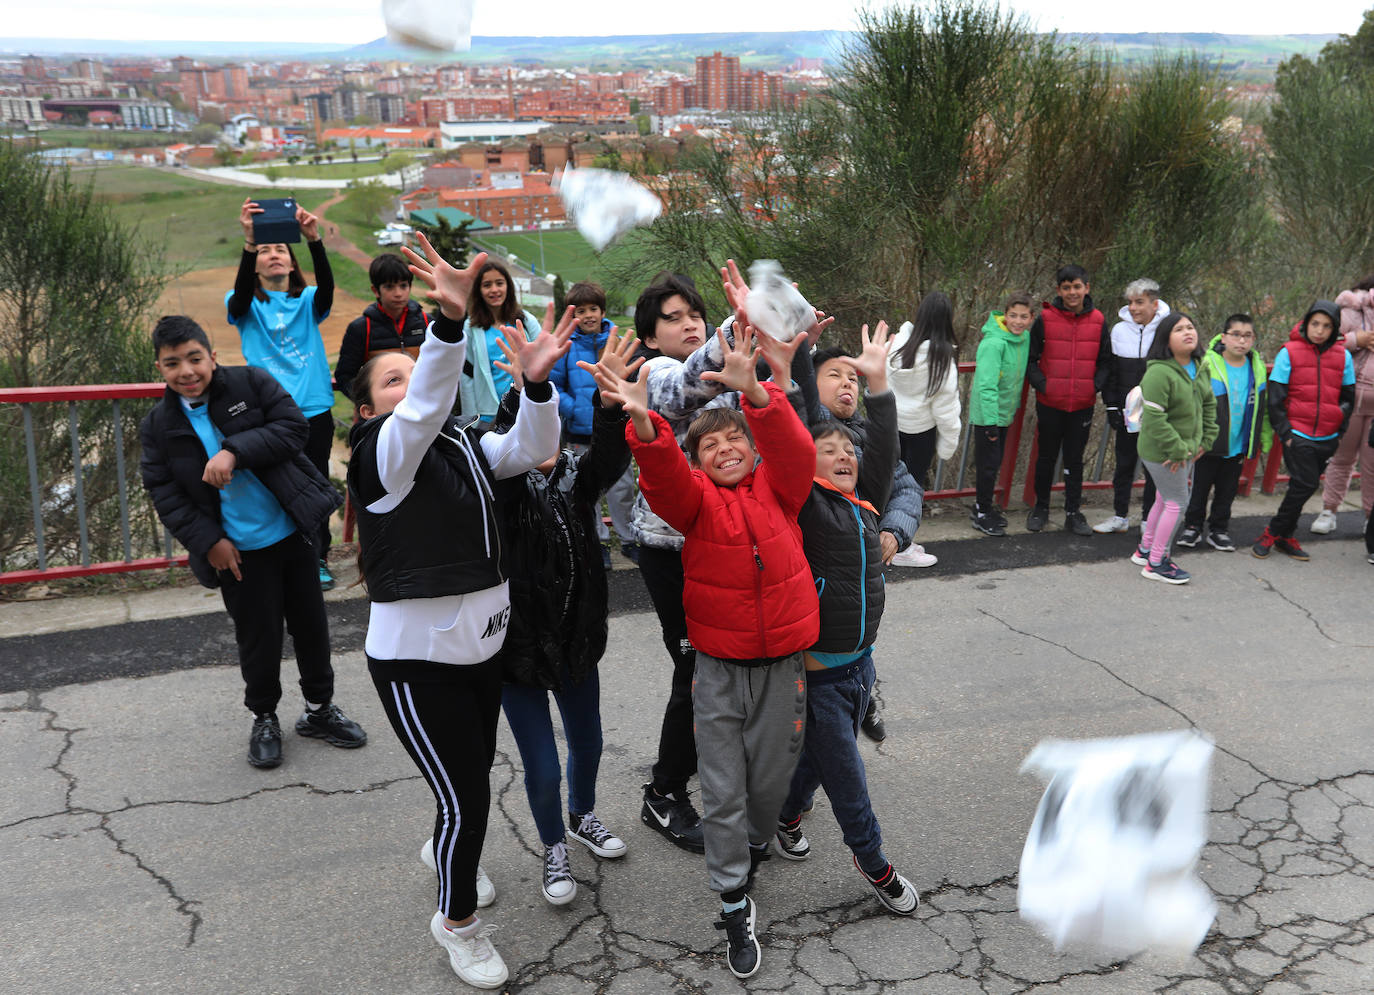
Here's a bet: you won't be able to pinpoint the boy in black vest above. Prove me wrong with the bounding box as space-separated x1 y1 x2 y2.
140 316 366 769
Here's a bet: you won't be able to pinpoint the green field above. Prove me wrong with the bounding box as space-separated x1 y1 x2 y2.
472 229 607 283
242 152 422 181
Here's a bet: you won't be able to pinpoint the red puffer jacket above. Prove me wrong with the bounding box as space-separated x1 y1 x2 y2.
1281 323 1349 439
629 381 819 662
1034 300 1108 411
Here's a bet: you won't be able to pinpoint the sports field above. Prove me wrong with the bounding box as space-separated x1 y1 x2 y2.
473 228 603 283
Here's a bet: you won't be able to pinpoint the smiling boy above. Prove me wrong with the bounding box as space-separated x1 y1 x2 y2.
140 315 364 769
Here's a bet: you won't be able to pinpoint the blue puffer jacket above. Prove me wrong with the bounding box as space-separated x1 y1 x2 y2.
551 318 613 438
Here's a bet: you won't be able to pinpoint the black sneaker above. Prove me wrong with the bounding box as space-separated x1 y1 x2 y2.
1274 535 1310 561
1064 511 1092 536
1206 530 1236 552
249 712 282 768
971 508 1007 537
714 896 761 979
861 694 887 741
600 543 613 570
1176 525 1202 548
1026 506 1049 532
775 817 810 860
855 857 919 915
641 784 705 853
991 506 1009 528
295 703 367 748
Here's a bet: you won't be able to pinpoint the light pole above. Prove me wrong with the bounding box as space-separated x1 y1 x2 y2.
536 206 548 275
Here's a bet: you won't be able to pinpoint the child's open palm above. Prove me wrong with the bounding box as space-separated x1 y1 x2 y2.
499 302 575 385
577 328 644 406
700 324 762 393
837 321 892 394
590 364 649 421
402 233 488 321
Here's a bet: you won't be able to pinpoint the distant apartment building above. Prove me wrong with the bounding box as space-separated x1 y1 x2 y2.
695 52 739 111
649 78 693 116
0 94 45 124
179 63 248 110
21 55 46 80
40 96 175 128
515 89 630 124
71 58 104 83
366 92 408 123
437 172 566 230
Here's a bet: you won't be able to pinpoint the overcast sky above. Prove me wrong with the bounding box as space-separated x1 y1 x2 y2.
18 0 1371 44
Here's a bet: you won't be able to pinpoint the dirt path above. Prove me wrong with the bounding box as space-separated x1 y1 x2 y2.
313 193 376 271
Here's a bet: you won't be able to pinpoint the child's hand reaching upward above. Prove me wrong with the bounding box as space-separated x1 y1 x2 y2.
499 303 575 385
836 321 892 395
753 325 808 393
589 364 653 441
576 328 644 406
402 233 488 322
701 324 769 407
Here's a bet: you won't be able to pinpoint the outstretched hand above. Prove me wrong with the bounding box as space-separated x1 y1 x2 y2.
499 302 574 385
401 233 488 322
753 325 808 392
296 205 321 242
721 258 751 330
576 327 644 406
589 363 649 421
701 323 768 407
836 321 892 394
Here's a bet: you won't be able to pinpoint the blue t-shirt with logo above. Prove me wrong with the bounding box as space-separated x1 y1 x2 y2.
183 398 296 551
1224 361 1253 457
224 286 334 417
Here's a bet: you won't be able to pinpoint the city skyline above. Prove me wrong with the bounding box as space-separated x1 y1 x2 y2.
13 0 1371 47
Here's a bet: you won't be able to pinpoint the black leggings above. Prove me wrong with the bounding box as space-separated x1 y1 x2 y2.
305 410 335 557
898 428 938 488
635 543 698 795
370 655 502 922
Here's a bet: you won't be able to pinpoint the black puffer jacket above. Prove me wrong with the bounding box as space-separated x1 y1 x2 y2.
491 386 631 690
334 300 432 400
799 391 896 654
140 365 341 588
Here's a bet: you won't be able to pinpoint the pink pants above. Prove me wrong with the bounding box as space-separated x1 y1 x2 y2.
1321 383 1374 518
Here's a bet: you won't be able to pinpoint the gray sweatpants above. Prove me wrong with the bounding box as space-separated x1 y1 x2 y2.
692 651 807 896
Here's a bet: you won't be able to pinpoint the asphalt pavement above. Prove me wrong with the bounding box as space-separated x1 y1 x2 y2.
2 501 1373 993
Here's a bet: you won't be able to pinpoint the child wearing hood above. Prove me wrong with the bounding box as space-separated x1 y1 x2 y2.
1095 279 1170 533
967 293 1033 536
1310 277 1374 536
1253 300 1356 561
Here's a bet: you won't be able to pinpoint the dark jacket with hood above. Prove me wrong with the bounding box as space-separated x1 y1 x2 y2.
489 385 631 690
140 364 342 589
799 390 896 655
334 300 431 401
1270 300 1355 443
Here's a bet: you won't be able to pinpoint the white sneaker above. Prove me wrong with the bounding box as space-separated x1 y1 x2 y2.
890 543 937 568
430 912 508 989
421 838 496 908
1092 515 1130 533
1310 509 1338 535
542 841 577 905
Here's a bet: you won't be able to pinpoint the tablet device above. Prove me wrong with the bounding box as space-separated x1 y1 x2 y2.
252 198 301 244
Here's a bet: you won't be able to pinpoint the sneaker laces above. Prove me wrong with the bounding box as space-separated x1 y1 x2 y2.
545 842 572 882
1256 528 1276 548
575 813 613 846
252 716 279 741
450 922 500 962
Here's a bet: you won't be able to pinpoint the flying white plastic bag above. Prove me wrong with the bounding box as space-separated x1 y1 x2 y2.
744 260 814 343
1125 385 1144 434
556 168 661 251
1018 730 1216 958
382 0 474 52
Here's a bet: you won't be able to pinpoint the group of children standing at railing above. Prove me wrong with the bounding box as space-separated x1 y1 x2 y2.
136 203 1374 988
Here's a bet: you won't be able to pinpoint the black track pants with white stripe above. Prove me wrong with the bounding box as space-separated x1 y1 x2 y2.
369 655 502 922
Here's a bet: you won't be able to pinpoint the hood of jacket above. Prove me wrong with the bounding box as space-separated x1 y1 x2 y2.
1293 300 1342 350
980 310 1031 349
1112 299 1171 356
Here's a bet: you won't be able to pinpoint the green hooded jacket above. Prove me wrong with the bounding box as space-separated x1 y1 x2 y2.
968 311 1030 427
1138 357 1219 463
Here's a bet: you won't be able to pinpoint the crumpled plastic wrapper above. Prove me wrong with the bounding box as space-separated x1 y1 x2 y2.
1018 730 1216 958
745 260 813 343
556 168 661 252
382 0 473 52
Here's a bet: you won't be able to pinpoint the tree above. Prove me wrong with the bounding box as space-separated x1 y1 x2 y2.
213 143 237 167
411 215 472 267
0 140 163 570
264 164 281 184
190 122 220 144
553 274 566 314
343 179 394 227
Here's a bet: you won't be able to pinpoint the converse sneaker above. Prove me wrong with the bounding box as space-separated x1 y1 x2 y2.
1206 530 1236 551
248 712 282 769
294 703 367 748
890 542 938 567
714 896 761 979
1130 544 1151 566
1252 527 1277 558
429 912 508 989
1310 508 1338 534
568 811 627 858
541 841 576 905
1142 558 1191 585
420 838 495 908
641 783 705 853
1093 514 1130 534
1176 525 1202 548
1274 535 1310 561
855 857 919 915
774 817 811 860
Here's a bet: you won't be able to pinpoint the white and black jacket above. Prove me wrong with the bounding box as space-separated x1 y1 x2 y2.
1103 300 1171 411
346 314 561 668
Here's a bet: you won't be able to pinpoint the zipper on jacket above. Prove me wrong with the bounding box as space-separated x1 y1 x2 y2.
737 503 769 655
1313 346 1323 436
851 502 867 652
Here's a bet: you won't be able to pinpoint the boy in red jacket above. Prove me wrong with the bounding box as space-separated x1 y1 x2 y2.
594 324 817 981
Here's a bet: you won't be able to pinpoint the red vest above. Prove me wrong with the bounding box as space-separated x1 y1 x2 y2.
1283 327 1348 438
1037 302 1104 411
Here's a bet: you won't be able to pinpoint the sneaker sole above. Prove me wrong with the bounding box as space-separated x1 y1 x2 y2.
971 523 1006 536
1176 539 1201 548
430 914 509 989
1279 551 1311 562
567 831 627 859
773 833 810 861
1206 540 1236 551
640 806 706 854
542 880 577 905
1129 553 1149 566
294 721 368 748
860 866 919 916
247 753 282 769
1141 566 1189 585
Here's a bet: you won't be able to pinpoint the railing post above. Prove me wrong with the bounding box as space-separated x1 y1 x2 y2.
68 401 91 566
112 399 133 562
22 405 47 571
998 378 1031 510
1261 444 1284 495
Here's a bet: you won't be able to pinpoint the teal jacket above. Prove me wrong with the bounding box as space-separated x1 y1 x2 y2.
968 311 1030 427
1200 334 1272 459
1138 357 1219 463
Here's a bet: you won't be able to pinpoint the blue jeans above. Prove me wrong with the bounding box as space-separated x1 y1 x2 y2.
779 652 887 876
501 666 603 846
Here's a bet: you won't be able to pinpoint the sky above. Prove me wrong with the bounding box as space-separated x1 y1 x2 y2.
14 0 1372 45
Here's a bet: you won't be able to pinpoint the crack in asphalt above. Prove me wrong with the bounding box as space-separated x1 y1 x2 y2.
1248 573 1374 649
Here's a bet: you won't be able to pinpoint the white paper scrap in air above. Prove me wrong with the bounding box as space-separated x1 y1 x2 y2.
1018 729 1216 958
556 167 662 252
382 0 474 52
745 260 813 343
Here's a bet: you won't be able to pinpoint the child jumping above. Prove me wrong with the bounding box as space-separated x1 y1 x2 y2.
347 234 570 990
1132 313 1217 584
597 323 818 981
773 321 919 917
